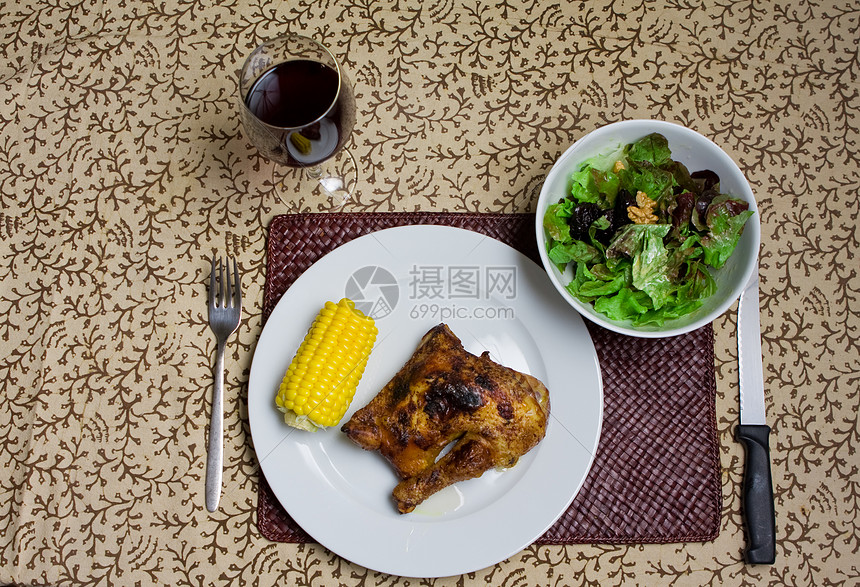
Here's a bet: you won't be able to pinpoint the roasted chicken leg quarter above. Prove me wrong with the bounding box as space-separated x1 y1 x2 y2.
341 324 551 513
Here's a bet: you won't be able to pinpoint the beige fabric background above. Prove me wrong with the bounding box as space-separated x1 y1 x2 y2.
1 0 858 585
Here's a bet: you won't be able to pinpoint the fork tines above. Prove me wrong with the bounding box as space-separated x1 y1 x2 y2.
209 256 242 311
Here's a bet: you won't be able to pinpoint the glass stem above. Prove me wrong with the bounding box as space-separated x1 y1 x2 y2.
306 165 323 180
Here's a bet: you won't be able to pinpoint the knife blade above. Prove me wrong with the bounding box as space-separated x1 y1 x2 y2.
736 266 776 564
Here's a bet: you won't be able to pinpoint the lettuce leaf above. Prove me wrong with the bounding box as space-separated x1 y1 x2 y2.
631 225 674 309
569 165 601 203
566 259 629 301
700 195 754 268
548 240 601 265
566 145 628 206
543 202 572 242
618 160 674 203
594 287 652 320
624 132 672 167
592 167 621 206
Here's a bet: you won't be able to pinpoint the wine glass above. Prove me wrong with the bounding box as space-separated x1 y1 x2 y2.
238 34 357 202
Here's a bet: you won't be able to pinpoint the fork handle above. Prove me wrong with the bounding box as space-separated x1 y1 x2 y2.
205 340 226 512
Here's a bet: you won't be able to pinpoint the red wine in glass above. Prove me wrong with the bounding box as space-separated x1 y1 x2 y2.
245 60 338 128
239 35 356 171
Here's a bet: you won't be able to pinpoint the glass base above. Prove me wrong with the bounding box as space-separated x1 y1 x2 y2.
274 149 358 209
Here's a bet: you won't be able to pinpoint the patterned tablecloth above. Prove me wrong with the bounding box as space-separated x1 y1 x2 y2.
1 1 857 585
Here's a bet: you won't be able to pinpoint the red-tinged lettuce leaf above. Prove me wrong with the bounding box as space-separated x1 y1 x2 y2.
691 169 720 192
671 191 696 235
665 160 699 194
606 223 671 260
543 201 572 242
606 224 641 259
701 195 754 268
631 225 674 309
691 189 718 231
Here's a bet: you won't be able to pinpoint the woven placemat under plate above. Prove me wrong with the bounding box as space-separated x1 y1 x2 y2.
257 212 721 545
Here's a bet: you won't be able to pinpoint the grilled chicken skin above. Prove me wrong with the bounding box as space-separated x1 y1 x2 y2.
341 324 550 513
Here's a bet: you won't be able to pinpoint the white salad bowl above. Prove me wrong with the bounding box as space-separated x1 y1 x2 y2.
535 119 760 338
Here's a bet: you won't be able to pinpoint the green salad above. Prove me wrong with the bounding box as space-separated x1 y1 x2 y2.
544 132 754 326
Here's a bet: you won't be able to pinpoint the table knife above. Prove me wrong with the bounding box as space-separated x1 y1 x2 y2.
736 267 776 564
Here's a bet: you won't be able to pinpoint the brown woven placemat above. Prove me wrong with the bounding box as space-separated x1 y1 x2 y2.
257 212 721 545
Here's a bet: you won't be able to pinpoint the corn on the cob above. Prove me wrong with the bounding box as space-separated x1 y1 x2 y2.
275 298 377 432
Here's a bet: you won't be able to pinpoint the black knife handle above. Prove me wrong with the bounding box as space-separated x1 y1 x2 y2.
736 424 776 564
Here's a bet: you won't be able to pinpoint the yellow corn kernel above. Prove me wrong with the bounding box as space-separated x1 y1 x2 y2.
276 299 378 432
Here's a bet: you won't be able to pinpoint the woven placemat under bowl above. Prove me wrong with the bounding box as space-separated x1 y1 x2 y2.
257 212 721 545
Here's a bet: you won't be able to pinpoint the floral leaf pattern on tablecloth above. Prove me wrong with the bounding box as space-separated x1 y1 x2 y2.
0 0 858 585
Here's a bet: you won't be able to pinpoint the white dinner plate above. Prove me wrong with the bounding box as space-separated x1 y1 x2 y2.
248 225 603 578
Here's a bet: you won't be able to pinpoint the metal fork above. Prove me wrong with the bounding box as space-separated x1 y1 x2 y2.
206 255 242 512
